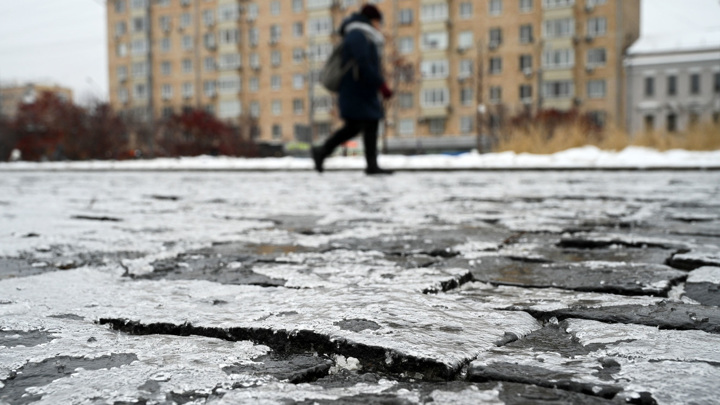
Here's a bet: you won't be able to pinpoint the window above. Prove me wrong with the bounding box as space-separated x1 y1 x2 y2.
644 77 655 97
272 100 282 115
204 57 216 72
490 86 502 104
587 0 607 6
308 16 333 37
293 22 304 37
520 0 533 12
218 4 240 22
643 115 654 132
250 101 260 117
543 0 574 8
458 31 474 50
293 48 305 63
118 88 128 103
131 39 148 55
587 17 607 37
271 75 281 90
588 111 606 128
460 116 474 134
270 1 281 15
179 13 192 29
459 2 473 18
542 80 574 99
250 53 260 68
203 10 215 26
115 0 126 13
115 21 127 36
159 16 171 31
250 77 259 92
117 66 128 82
543 18 574 38
428 118 446 135
293 99 304 115
489 0 503 15
421 60 450 79
667 75 677 96
399 92 413 109
520 54 533 71
161 61 171 76
542 48 574 69
133 83 147 100
489 28 503 46
421 3 449 22
293 0 303 13
398 9 413 25
270 25 281 42
398 37 414 54
715 72 720 94
308 43 332 62
131 0 146 10
160 37 171 52
182 35 193 50
219 101 241 119
314 96 332 112
161 84 173 100
132 61 148 77
399 119 415 136
422 32 449 50
587 79 606 98
204 33 217 49
182 83 194 98
182 59 192 73
272 125 282 140
249 28 259 46
271 50 281 66
218 76 241 94
219 29 239 45
219 53 241 70
690 73 701 95
422 88 449 107
133 17 146 32
489 57 502 74
203 80 216 97
587 48 606 66
461 87 473 105
293 74 304 89
459 60 473 78
307 0 332 10
520 85 533 102
520 25 533 44
667 113 677 132
247 3 259 20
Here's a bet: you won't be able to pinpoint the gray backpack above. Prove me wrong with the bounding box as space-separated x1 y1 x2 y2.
319 44 357 93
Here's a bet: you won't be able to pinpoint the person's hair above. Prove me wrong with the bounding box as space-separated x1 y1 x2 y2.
360 4 383 22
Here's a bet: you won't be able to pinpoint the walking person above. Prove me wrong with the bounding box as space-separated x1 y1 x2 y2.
311 5 394 175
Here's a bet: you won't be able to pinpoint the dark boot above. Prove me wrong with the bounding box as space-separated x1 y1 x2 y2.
363 121 393 175
311 146 325 173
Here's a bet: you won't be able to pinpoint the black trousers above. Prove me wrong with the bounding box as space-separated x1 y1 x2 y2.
320 119 380 169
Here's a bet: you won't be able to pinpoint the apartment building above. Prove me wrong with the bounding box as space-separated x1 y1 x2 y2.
0 83 73 119
106 0 639 147
625 30 720 135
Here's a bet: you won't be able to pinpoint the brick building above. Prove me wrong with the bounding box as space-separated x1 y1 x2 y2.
106 0 639 151
0 83 73 119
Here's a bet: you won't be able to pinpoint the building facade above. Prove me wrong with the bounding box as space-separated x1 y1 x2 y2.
625 31 720 135
106 0 639 148
0 83 73 119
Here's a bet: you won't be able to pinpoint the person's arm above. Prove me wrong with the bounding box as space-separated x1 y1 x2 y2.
344 30 385 90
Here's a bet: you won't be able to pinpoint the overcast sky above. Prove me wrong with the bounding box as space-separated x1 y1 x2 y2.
1 0 719 105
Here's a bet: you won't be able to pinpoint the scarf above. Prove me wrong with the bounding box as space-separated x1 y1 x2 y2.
344 21 385 60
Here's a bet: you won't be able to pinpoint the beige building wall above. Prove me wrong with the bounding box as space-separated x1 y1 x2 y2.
0 84 73 119
106 0 639 145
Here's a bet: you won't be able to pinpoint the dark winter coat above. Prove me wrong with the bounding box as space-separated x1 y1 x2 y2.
337 14 385 121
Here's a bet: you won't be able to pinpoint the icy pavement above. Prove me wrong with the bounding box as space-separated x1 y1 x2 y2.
1 171 719 404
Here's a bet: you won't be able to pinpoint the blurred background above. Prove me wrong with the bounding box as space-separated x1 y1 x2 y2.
0 0 719 161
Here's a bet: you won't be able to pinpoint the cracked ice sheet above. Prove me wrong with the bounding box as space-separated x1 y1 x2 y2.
0 267 540 375
253 249 469 292
453 282 663 312
471 319 720 404
0 316 272 404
